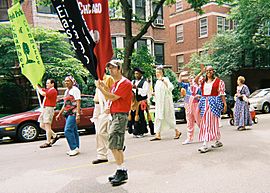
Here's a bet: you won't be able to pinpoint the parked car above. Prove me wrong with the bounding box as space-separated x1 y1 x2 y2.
174 98 186 122
249 88 270 113
0 95 95 142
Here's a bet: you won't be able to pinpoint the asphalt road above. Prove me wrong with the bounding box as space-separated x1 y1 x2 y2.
1 114 270 193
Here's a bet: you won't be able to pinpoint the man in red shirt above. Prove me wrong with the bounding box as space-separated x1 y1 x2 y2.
37 79 60 148
96 60 132 186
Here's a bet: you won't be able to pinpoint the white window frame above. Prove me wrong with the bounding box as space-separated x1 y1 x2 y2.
175 0 183 12
217 16 231 33
199 17 208 37
176 24 184 42
176 55 184 71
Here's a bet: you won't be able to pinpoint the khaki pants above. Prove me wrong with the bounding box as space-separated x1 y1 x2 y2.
95 113 110 159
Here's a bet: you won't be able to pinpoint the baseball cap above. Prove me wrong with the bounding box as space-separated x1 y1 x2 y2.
106 59 123 69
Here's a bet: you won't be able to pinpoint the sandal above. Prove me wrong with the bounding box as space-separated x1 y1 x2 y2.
174 131 182 139
40 143 52 148
150 138 161 141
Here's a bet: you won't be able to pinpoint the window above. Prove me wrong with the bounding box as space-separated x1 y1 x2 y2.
135 0 145 20
176 24 184 42
154 43 164 65
175 0 183 12
153 3 164 26
109 7 116 18
137 39 147 50
199 17 208 37
176 55 184 71
217 16 230 33
0 0 9 21
111 37 117 49
37 4 56 14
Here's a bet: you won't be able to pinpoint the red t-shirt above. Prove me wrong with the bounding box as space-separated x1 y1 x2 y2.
43 88 57 107
110 78 132 114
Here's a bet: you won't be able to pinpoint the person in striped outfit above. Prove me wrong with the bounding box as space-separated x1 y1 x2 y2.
179 72 201 145
195 65 227 153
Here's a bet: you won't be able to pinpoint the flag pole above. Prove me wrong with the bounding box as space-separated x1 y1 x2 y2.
36 89 43 108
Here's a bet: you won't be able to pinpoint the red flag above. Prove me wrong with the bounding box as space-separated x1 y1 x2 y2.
78 0 113 80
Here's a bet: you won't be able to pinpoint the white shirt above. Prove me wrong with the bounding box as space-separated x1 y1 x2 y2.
203 81 214 95
64 86 81 100
132 77 149 97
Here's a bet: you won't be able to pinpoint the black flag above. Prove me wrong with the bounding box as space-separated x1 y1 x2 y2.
51 0 98 80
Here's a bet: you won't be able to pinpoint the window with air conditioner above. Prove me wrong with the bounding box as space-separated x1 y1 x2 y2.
153 3 164 26
175 0 183 12
176 24 184 42
199 17 208 37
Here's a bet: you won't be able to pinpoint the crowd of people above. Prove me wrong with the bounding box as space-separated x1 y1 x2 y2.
36 60 253 186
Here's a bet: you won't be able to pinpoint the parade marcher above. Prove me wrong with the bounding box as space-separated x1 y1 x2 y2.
127 67 154 137
178 72 201 145
96 60 132 186
234 76 252 131
56 76 81 156
150 66 181 141
37 79 60 148
91 74 114 164
195 65 227 153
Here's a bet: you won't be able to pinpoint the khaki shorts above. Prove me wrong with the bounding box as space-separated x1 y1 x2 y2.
108 113 128 150
38 107 54 124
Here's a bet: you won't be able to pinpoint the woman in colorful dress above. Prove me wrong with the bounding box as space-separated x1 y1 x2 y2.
195 65 227 153
234 76 252 130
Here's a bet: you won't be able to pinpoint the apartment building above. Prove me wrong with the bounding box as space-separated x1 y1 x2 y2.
165 0 232 72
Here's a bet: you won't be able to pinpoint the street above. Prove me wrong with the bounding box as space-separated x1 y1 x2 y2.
1 114 270 193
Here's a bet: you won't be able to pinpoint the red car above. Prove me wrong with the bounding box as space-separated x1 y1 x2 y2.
0 95 95 142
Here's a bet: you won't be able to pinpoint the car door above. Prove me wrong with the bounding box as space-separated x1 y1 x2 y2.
79 96 94 128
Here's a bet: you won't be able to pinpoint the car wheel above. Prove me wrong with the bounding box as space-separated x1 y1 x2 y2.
262 103 270 113
17 122 39 142
85 125 96 135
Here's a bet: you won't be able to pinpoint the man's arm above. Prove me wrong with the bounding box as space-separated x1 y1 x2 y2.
75 99 81 124
36 85 46 96
97 85 120 102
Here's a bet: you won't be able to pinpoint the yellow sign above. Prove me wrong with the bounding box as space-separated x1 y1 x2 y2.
8 3 45 88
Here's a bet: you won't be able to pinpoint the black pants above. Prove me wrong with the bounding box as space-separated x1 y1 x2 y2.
127 105 148 135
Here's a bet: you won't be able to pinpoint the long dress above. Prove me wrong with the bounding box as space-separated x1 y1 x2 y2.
198 78 225 142
234 84 252 127
154 77 176 133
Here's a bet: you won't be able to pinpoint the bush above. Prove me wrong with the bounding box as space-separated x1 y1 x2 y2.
0 82 28 113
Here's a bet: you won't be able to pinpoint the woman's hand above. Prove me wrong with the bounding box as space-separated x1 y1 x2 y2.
76 114 80 124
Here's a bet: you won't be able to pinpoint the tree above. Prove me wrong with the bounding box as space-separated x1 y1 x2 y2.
37 0 231 79
186 0 270 77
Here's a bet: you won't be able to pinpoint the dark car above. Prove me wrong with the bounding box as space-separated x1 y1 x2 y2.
0 95 95 142
174 98 186 122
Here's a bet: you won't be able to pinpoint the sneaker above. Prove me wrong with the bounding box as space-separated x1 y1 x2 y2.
39 143 52 148
211 141 223 148
182 139 192 145
137 134 144 138
51 135 61 145
67 148 79 156
198 146 209 153
108 170 119 182
110 170 128 185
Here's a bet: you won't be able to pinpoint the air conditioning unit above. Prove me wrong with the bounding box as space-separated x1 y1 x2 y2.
154 18 164 25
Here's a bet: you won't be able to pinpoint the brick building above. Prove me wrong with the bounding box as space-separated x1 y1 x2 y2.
165 0 232 72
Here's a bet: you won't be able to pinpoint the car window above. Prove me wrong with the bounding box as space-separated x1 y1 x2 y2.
81 96 94 108
250 90 269 98
55 99 64 110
